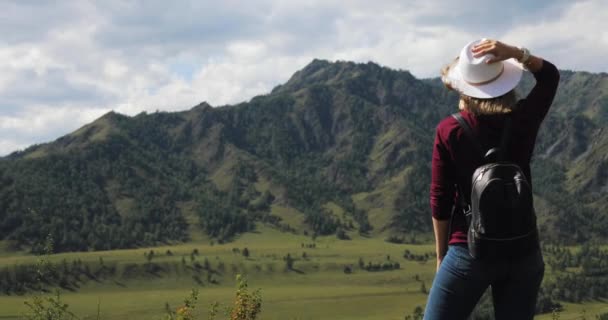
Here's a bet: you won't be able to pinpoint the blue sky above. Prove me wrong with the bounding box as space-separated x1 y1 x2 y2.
0 0 606 155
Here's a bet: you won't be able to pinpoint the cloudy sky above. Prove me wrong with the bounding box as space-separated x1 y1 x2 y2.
1 0 606 155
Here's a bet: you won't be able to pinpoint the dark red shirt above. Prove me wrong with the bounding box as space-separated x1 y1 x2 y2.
430 60 560 245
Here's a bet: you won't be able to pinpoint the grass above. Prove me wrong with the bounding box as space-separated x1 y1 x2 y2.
536 302 608 320
0 226 606 319
351 169 408 236
269 205 306 231
0 283 426 320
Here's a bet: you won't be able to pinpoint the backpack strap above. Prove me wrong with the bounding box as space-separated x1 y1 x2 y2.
450 113 479 210
498 116 512 161
451 113 484 158
452 112 513 161
448 114 479 246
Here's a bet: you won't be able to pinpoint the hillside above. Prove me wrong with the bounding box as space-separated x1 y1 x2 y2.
0 60 606 252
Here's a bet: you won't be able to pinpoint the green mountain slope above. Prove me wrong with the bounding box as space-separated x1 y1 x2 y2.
0 60 606 252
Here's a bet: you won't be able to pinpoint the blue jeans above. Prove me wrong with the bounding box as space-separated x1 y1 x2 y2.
424 244 544 320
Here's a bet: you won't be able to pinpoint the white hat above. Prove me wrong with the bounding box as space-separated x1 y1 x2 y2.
445 39 523 99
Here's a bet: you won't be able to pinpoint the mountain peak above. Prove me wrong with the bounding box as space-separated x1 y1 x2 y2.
192 101 213 111
272 59 415 95
99 110 127 122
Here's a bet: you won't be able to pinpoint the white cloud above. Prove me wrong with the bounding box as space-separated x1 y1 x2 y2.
0 0 606 156
103 60 129 79
503 0 608 73
0 105 110 155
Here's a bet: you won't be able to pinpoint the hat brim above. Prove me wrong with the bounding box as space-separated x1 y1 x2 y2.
448 59 523 99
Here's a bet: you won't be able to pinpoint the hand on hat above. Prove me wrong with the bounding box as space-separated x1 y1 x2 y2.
471 39 520 64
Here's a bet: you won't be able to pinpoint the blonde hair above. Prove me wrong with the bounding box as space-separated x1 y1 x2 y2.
441 57 517 116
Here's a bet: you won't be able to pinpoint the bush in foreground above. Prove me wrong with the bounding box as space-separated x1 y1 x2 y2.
163 274 262 320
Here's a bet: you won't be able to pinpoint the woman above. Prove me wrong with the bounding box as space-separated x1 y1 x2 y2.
424 39 560 319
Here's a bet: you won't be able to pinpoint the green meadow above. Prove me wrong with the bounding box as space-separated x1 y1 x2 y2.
0 226 606 319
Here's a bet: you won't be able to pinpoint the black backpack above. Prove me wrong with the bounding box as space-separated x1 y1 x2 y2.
452 113 539 259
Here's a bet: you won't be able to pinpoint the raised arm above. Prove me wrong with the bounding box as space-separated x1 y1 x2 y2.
472 39 560 126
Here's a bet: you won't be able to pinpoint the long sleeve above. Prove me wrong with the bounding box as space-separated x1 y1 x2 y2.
515 60 560 130
430 125 456 220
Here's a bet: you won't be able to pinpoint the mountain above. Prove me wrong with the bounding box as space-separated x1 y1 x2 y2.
0 60 606 252
527 70 608 242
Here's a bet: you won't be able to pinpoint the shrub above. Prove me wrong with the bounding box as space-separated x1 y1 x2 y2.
23 291 77 320
163 275 262 320
163 289 198 320
230 275 262 320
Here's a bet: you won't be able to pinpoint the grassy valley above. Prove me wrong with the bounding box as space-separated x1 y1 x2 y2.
1 227 607 319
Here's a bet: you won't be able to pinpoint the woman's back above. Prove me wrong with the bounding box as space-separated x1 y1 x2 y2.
430 60 560 245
